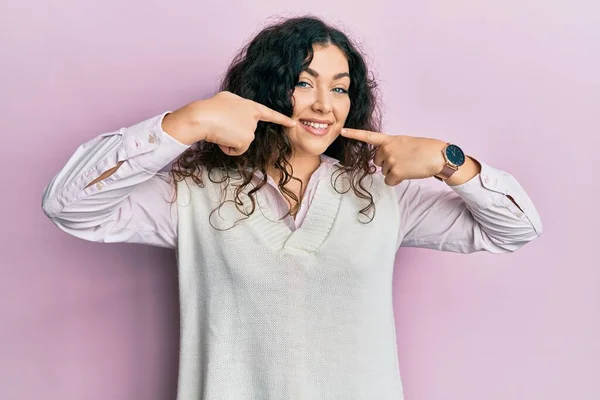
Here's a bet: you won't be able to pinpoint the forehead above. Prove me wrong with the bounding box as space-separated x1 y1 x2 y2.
304 44 349 75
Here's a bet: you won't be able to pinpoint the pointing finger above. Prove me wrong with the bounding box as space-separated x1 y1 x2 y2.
340 128 388 146
253 102 297 128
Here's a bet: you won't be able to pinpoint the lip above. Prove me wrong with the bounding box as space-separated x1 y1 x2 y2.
299 120 331 136
300 118 334 124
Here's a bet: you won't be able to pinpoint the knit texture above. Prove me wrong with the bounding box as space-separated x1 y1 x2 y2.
174 166 405 399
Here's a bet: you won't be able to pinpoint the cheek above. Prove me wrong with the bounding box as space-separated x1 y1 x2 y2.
291 91 311 115
335 100 351 123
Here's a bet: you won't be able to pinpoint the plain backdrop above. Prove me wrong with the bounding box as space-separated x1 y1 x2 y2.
1 0 598 399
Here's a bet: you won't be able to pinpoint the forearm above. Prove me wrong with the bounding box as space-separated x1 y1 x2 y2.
43 113 188 218
84 161 124 189
398 157 543 253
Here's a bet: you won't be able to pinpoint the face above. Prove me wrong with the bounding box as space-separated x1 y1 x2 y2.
286 44 351 161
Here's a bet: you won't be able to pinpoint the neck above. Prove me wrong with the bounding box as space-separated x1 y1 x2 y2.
267 154 322 186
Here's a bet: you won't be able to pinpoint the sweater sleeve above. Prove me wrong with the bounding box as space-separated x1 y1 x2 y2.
395 159 543 253
41 112 191 249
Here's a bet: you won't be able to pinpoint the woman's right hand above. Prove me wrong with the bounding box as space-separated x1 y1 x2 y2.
161 91 296 156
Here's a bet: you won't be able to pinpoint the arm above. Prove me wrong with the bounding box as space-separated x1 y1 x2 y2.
41 93 297 249
338 128 543 254
41 112 191 249
395 158 543 253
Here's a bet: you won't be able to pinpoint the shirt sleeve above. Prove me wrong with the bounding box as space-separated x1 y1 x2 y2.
41 112 191 249
395 159 543 253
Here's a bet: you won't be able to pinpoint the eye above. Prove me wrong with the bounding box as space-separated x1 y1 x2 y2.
332 87 348 94
296 81 311 88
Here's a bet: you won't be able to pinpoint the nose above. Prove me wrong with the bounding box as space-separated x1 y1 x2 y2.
311 89 333 114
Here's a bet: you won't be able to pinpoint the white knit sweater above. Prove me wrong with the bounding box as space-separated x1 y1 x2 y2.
41 113 542 400
174 167 405 399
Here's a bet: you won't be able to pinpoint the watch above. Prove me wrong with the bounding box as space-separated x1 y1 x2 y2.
434 143 466 182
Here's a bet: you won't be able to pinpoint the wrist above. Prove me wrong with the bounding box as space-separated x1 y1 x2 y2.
430 139 449 176
431 141 474 184
189 99 212 141
162 103 207 145
444 156 481 186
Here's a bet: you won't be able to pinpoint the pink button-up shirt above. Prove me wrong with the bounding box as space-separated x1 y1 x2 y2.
42 112 543 253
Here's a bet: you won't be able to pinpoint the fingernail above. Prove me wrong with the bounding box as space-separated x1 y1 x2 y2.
341 128 347 134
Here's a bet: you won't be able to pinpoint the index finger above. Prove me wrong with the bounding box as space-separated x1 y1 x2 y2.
253 102 297 128
340 128 388 146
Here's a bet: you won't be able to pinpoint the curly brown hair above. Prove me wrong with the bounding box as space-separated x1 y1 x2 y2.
169 15 382 226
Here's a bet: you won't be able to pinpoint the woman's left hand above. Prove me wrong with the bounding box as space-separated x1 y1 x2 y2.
340 128 447 186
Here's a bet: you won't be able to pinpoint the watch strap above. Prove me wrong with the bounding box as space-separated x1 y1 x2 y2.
434 164 458 181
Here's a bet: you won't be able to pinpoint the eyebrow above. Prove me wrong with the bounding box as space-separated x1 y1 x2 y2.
303 67 350 81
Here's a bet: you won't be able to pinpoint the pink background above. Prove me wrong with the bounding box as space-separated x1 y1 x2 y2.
2 1 598 399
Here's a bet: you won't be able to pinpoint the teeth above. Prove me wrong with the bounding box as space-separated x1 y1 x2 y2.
301 120 329 129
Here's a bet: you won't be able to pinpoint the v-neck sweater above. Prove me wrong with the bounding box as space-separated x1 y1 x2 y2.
174 166 405 399
42 112 543 400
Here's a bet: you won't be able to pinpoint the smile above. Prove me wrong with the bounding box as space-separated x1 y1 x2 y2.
299 120 331 136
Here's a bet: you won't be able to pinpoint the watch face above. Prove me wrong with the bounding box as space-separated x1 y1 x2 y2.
445 144 466 166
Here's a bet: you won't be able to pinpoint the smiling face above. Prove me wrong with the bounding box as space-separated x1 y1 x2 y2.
286 44 352 161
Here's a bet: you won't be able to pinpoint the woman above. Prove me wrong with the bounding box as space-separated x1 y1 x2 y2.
42 15 542 400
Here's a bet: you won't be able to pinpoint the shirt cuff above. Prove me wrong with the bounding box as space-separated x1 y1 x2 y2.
122 111 191 173
449 160 497 204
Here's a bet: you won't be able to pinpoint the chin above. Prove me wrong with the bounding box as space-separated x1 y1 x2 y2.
294 140 334 158
288 126 338 158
